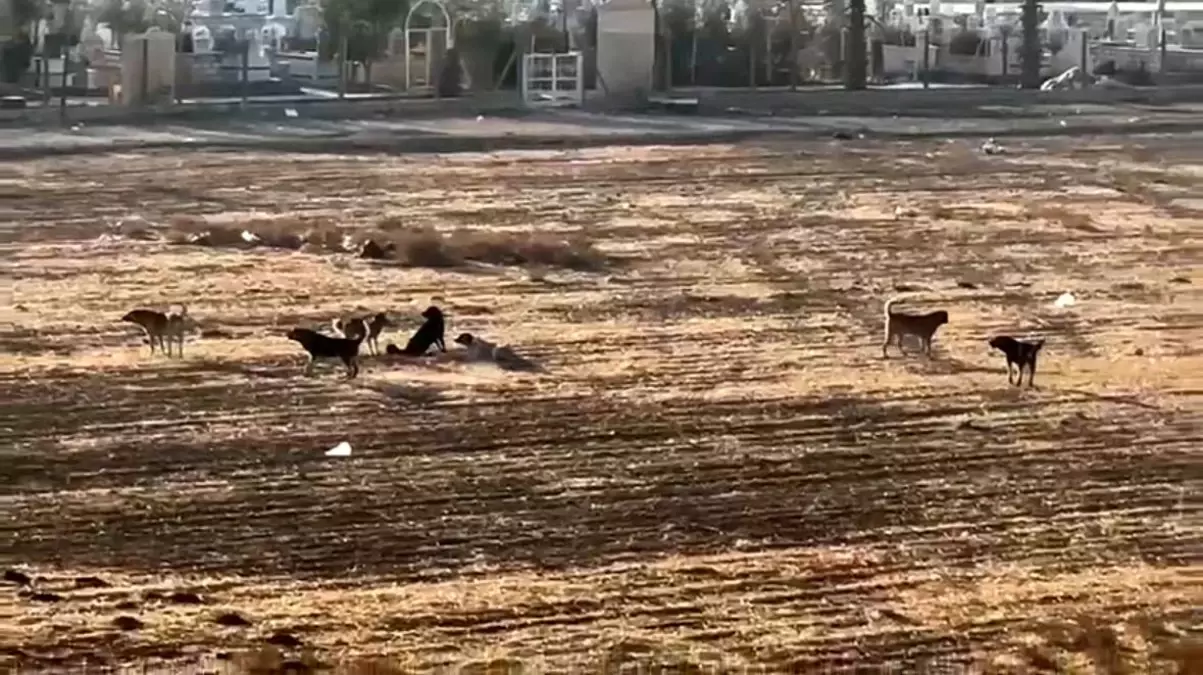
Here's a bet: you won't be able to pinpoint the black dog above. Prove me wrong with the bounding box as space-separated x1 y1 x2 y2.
989 335 1044 387
386 305 447 357
286 327 363 378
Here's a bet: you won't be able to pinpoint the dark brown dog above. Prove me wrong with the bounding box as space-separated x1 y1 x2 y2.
121 306 189 357
286 327 362 378
882 297 949 358
396 305 446 357
989 335 1044 387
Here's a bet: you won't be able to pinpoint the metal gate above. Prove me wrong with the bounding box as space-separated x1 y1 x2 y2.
521 52 584 108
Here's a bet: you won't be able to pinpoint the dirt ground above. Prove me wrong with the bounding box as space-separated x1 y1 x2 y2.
1 135 1200 674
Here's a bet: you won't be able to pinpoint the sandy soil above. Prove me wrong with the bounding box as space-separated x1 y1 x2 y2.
0 135 1200 674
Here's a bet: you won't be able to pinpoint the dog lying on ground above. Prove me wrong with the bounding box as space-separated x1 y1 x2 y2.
121 305 190 357
882 297 949 358
454 332 499 361
989 335 1045 387
286 327 363 378
332 312 392 356
454 332 542 372
386 306 446 357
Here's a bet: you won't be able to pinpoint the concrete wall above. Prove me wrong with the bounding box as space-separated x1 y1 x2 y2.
121 31 177 106
596 0 654 97
881 31 1095 79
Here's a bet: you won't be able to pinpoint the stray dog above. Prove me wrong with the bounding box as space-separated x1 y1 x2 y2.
286 327 362 378
882 297 949 358
332 312 391 356
454 332 498 362
454 332 541 372
989 335 1045 387
121 305 189 357
390 306 446 357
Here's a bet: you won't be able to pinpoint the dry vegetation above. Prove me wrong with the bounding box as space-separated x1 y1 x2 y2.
163 214 608 272
0 135 1201 674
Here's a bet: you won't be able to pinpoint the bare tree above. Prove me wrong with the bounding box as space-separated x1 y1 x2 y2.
96 0 191 48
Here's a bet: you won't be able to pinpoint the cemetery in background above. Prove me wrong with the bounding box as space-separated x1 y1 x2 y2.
2 0 1203 119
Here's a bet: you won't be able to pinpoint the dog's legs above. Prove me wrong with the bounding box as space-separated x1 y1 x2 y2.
303 355 315 377
177 335 184 359
1027 357 1037 388
145 330 156 355
882 330 894 358
344 356 358 379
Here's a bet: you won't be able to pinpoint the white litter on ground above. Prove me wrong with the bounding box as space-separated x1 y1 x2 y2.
284 108 299 118
325 441 352 457
1053 292 1077 308
980 138 1004 155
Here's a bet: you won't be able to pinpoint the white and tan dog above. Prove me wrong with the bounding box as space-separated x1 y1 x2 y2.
453 332 541 372
332 312 392 355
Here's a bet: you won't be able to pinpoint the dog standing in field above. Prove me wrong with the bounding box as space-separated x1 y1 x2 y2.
286 326 364 378
332 312 392 356
121 305 190 357
989 335 1045 387
882 297 949 358
387 306 447 357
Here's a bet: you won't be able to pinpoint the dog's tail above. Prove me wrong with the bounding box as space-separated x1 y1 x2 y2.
1031 338 1045 352
331 317 345 337
884 296 902 317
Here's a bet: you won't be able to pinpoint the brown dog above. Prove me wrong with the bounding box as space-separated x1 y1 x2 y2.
121 306 189 357
882 297 949 358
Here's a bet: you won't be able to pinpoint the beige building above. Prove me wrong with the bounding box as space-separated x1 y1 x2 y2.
596 0 654 98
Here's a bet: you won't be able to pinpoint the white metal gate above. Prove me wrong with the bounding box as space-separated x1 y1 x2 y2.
521 52 584 108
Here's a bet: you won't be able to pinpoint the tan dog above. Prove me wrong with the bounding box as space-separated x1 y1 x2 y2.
121 305 190 357
332 312 391 356
882 297 948 358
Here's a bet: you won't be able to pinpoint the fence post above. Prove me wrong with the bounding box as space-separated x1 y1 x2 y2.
922 27 930 89
141 36 149 106
42 39 51 105
337 28 348 99
59 44 69 123
240 39 249 108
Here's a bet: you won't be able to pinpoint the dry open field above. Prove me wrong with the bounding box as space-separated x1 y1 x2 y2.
1 134 1201 674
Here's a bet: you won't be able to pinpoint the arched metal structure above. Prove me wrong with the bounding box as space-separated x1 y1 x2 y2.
404 0 453 90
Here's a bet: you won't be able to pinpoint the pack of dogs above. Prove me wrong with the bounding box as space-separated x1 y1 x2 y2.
120 296 1047 387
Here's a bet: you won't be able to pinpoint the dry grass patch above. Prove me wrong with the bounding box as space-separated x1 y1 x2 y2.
163 214 607 271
